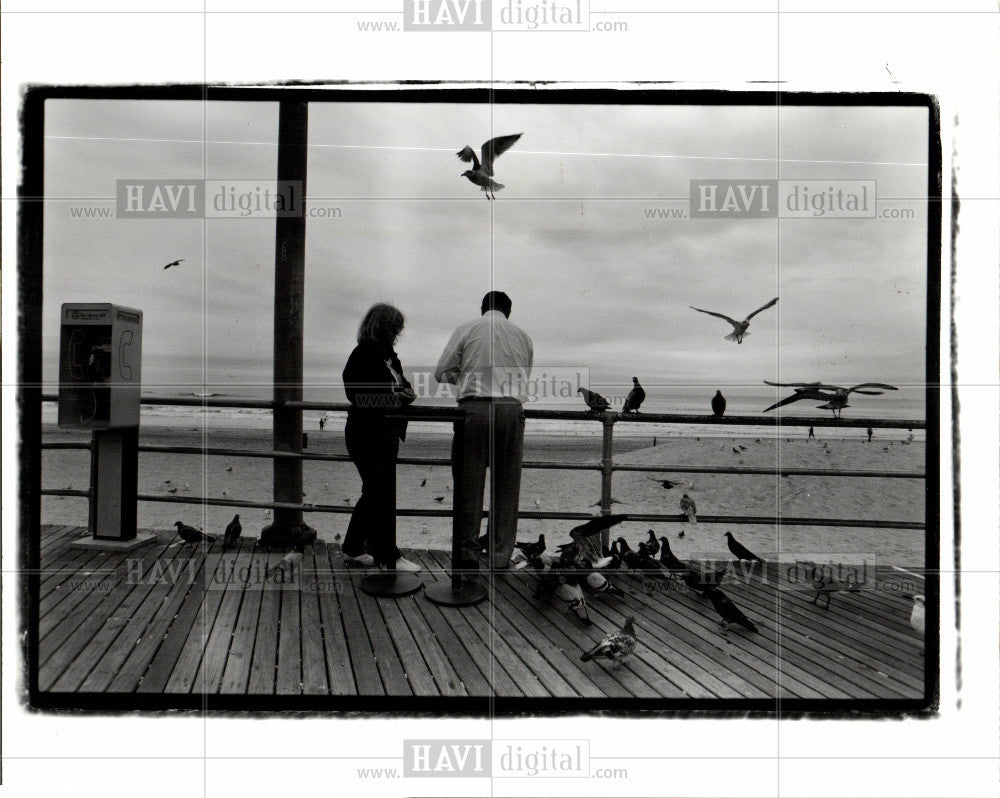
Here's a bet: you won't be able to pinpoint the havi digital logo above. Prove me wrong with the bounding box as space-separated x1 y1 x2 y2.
404 739 491 777
404 0 491 30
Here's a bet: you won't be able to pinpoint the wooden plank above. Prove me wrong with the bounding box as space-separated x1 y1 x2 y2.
95 543 221 693
409 550 514 697
120 542 223 693
298 544 331 696
379 594 440 697
192 539 259 693
275 549 303 695
246 550 285 695
217 544 269 695
323 546 384 696
393 593 468 697
309 541 356 696
39 543 184 690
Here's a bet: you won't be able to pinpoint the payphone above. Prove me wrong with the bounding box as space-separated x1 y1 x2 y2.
58 303 149 546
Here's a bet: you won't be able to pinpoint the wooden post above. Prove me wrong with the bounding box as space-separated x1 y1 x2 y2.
265 100 308 545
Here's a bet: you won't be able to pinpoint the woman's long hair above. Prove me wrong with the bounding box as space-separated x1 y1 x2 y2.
357 303 405 350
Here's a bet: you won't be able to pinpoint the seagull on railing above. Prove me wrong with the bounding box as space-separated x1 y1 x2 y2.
763 381 898 418
689 297 778 344
457 132 522 199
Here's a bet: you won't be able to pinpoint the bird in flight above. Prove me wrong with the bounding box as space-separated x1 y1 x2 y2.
763 381 898 418
689 296 779 344
162 259 185 269
456 133 522 199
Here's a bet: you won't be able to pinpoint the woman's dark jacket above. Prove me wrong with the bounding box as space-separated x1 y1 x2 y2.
342 342 415 441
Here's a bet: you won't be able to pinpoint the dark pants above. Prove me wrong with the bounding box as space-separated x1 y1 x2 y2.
453 398 525 568
343 418 401 567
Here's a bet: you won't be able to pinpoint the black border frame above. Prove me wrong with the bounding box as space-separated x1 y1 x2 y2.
19 85 943 716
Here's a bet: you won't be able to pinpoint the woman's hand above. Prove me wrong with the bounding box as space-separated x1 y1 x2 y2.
394 386 417 404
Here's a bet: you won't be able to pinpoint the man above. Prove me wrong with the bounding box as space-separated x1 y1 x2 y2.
435 291 533 571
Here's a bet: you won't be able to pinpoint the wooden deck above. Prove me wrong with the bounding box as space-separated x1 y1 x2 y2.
35 525 926 705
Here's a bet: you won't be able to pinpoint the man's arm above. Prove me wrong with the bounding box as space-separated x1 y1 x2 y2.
434 326 464 385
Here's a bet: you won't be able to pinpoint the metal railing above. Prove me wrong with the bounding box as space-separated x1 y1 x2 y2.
40 394 927 532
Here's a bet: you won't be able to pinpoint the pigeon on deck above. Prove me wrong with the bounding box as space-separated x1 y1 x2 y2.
682 565 729 598
174 521 215 544
622 377 646 413
809 574 861 609
223 514 241 550
679 494 697 523
708 588 759 634
657 537 688 572
577 387 610 413
910 595 925 637
514 533 546 559
711 390 727 418
724 531 763 563
162 259 185 269
457 132 523 199
580 616 637 667
690 297 779 344
268 544 305 582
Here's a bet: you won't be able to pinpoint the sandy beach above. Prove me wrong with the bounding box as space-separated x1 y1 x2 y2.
41 421 926 566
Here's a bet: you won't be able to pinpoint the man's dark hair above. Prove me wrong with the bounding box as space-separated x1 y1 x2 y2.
481 291 512 317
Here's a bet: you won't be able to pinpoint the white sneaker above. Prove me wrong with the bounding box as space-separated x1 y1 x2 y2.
344 552 375 566
393 557 422 573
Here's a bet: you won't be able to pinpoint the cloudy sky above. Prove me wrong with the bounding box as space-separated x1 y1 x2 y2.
41 96 929 412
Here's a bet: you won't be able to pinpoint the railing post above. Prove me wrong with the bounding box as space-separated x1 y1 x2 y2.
600 413 615 550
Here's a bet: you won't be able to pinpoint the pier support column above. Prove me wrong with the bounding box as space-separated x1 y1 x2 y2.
261 100 314 548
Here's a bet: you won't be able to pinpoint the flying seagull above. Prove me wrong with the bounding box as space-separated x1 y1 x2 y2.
622 377 646 413
689 296 779 344
162 259 185 269
578 387 610 413
580 616 637 667
457 132 523 199
763 381 898 418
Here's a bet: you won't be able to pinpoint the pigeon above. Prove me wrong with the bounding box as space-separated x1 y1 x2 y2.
763 381 898 419
577 387 610 413
711 390 726 418
910 595 925 637
658 537 688 571
515 533 546 559
648 477 679 490
225 465 233 473
580 616 637 667
420 478 427 487
622 377 646 413
724 531 763 563
810 575 861 609
643 529 660 556
457 132 523 199
732 447 740 454
615 537 655 573
690 297 778 344
679 494 697 523
174 521 215 544
162 259 185 269
434 496 445 503
268 544 304 582
708 589 758 634
584 570 625 597
682 565 729 597
223 514 241 550
167 487 178 494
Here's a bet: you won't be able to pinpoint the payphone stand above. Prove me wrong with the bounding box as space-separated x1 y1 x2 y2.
58 303 155 551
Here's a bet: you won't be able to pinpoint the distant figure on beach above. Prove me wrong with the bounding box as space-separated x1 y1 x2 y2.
319 417 325 430
711 390 726 418
341 303 420 573
435 291 533 571
808 426 815 439
867 426 873 442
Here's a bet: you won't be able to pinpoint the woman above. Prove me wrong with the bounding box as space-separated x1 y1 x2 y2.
341 303 420 573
